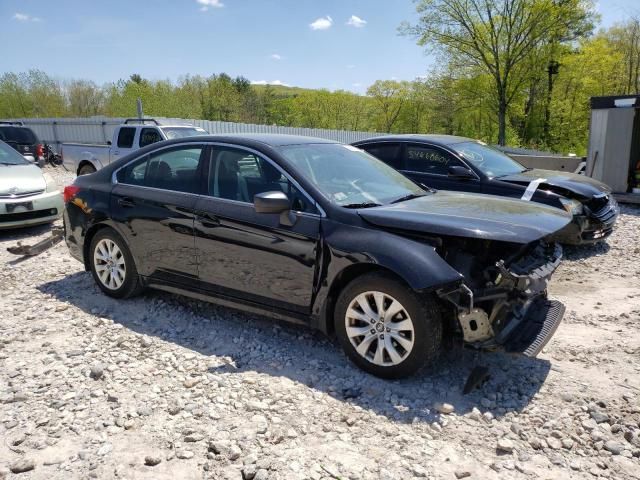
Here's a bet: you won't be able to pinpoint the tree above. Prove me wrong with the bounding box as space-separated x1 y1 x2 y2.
402 0 596 145
367 80 409 132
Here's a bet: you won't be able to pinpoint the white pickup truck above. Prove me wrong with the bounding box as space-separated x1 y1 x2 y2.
61 119 208 175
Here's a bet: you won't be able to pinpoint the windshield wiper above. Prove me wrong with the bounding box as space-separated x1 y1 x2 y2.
390 193 426 204
342 202 382 209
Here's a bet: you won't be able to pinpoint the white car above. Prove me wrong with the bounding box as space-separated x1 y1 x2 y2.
0 140 63 229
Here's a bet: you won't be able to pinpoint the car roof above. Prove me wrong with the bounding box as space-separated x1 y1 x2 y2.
159 133 339 147
354 134 474 146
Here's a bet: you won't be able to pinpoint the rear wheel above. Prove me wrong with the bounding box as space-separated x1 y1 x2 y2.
78 164 96 176
334 272 442 379
89 229 143 299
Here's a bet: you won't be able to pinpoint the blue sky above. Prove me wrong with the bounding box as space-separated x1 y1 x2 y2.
1 0 638 93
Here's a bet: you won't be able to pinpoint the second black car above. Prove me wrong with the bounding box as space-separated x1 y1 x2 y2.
353 135 618 245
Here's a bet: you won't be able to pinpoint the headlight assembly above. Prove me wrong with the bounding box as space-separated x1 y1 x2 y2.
559 198 583 215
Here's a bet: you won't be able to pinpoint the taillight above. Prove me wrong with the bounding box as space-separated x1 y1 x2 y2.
63 185 81 203
36 144 44 157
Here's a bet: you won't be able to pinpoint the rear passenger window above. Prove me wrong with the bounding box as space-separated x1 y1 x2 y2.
361 143 402 169
117 127 136 148
117 146 204 193
139 128 163 148
406 145 459 175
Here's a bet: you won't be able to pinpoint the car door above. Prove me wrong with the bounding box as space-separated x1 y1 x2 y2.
193 145 321 314
111 127 137 162
403 143 481 192
110 144 207 284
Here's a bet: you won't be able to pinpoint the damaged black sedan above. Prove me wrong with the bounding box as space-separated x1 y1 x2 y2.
64 135 571 378
353 135 619 245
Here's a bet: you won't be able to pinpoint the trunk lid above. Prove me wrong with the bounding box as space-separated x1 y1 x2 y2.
358 191 572 244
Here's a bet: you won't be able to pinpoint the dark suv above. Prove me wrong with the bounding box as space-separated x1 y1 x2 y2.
0 122 44 166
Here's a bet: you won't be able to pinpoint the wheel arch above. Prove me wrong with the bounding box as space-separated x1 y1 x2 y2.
319 263 408 337
77 160 98 175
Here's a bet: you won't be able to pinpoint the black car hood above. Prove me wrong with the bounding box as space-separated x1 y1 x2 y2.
358 191 572 244
497 169 610 198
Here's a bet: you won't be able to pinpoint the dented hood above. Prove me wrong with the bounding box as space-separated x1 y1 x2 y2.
358 191 572 244
497 168 610 198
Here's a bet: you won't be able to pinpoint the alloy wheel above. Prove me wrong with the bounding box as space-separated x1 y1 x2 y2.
344 291 415 366
93 238 126 290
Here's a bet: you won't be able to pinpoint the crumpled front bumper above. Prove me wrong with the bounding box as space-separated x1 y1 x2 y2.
440 242 565 357
554 196 619 245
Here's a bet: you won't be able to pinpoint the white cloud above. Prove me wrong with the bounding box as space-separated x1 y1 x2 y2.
270 54 282 61
197 0 224 11
13 13 42 22
346 15 366 28
251 80 291 87
346 64 356 69
352 83 362 88
310 16 333 30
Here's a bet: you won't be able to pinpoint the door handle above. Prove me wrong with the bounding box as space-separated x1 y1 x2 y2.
117 197 135 208
113 151 120 155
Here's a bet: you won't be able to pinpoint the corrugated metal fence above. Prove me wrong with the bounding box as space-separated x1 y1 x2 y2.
1 116 385 147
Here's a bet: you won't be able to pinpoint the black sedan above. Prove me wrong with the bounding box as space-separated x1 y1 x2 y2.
64 134 571 378
352 135 618 245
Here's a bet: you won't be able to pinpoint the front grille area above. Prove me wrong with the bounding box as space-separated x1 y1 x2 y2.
0 189 45 199
587 195 618 226
0 208 57 223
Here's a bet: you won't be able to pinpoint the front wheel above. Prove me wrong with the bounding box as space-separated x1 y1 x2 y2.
89 229 143 299
334 272 442 379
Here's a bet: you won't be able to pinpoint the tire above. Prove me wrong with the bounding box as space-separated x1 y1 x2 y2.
78 164 96 176
89 228 144 299
334 272 442 379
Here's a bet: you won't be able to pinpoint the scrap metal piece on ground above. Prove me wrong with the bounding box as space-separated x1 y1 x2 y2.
463 365 490 394
7 227 64 256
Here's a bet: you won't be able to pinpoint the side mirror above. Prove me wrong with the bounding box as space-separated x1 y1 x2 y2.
254 191 296 226
107 140 112 146
448 165 475 179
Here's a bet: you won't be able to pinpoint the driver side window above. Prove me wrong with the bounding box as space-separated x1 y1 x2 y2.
406 144 461 175
207 147 318 214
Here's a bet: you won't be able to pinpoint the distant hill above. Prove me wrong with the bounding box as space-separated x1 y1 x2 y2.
250 84 318 98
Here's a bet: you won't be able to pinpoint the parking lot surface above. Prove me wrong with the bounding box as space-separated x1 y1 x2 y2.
1 167 639 479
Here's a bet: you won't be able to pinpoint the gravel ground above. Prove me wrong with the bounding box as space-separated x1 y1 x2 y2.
1 166 639 480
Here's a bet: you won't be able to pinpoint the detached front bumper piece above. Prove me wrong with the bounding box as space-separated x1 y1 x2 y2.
499 297 565 357
7 226 64 256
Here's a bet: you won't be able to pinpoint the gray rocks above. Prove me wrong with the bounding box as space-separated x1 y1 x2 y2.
433 402 455 414
455 471 472 479
176 450 195 459
604 440 626 455
497 438 515 454
90 363 104 379
144 455 162 466
590 409 610 424
10 459 35 474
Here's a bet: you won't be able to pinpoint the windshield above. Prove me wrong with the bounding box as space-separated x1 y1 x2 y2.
161 127 209 139
0 140 29 165
451 141 525 178
279 144 425 207
0 126 38 144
